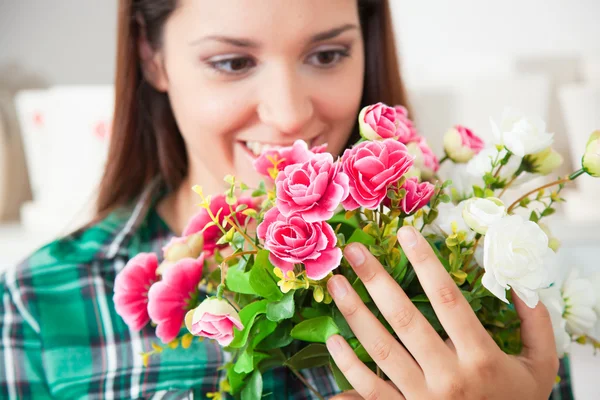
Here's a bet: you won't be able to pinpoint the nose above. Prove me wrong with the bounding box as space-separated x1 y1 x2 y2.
257 65 314 135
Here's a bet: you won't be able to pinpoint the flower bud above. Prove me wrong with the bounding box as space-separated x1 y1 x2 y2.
443 125 485 163
525 147 564 175
163 232 204 262
185 297 243 347
583 130 600 177
358 103 397 141
462 197 506 235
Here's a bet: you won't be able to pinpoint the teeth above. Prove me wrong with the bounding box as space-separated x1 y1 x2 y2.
244 139 323 157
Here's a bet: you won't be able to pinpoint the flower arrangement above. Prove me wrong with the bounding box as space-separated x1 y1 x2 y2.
114 102 600 399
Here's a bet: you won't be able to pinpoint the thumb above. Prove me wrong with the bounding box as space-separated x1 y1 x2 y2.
512 289 558 362
329 390 362 400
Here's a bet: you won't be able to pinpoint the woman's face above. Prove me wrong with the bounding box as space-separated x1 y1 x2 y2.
152 0 365 190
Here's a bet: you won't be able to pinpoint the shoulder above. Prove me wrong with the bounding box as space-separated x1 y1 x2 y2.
0 204 143 324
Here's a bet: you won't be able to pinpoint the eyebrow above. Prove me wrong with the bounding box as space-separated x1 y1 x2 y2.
191 23 359 48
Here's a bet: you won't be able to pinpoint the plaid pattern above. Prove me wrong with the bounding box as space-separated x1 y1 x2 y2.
0 179 573 399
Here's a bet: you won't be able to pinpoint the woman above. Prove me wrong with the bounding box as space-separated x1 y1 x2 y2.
0 0 573 399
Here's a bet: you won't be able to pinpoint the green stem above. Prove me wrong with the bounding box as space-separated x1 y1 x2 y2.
288 366 325 400
440 155 449 164
507 175 574 214
568 168 585 180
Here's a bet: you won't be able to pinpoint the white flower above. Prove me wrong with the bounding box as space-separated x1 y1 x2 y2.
462 197 506 234
467 146 522 184
561 269 597 336
539 286 571 357
490 108 554 157
591 273 600 340
482 215 557 308
424 201 476 242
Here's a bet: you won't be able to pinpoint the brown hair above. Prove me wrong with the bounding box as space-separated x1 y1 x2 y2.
96 0 411 216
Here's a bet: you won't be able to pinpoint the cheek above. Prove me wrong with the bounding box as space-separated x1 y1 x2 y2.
313 58 365 157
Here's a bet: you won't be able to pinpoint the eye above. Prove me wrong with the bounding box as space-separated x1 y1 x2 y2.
207 56 256 75
307 48 350 68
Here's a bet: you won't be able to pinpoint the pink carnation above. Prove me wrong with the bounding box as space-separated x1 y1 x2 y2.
341 139 414 210
182 195 255 256
147 256 205 343
408 138 440 180
276 152 349 223
113 253 159 331
393 105 420 144
400 177 436 214
257 207 342 280
252 140 316 181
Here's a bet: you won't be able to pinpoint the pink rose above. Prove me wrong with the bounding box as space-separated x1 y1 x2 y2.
185 297 243 346
275 152 349 223
252 140 315 181
393 105 420 144
443 125 485 163
113 253 159 331
358 103 398 140
257 207 342 280
400 177 435 214
341 139 414 210
408 138 440 180
147 255 205 343
182 195 255 256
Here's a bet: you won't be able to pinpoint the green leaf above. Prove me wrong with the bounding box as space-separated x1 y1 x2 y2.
234 347 255 374
391 249 409 283
252 181 267 197
241 370 263 400
256 320 294 351
410 294 430 303
442 180 453 189
328 209 359 229
226 268 256 295
415 302 443 334
439 194 451 203
290 316 340 343
541 208 556 217
229 300 269 348
330 358 353 392
351 278 372 303
285 343 330 370
250 251 283 301
332 307 354 339
473 185 484 198
348 340 373 363
267 291 295 322
427 240 451 272
529 211 540 223
227 365 248 395
347 228 376 246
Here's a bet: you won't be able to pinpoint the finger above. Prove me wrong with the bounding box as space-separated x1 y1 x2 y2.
397 226 495 353
512 289 558 364
327 275 425 393
329 382 400 400
343 242 453 374
326 335 405 400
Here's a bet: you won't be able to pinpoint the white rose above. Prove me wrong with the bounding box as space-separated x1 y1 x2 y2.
561 269 597 336
539 286 571 357
467 146 522 184
424 201 476 242
462 197 506 235
490 108 554 157
482 215 557 308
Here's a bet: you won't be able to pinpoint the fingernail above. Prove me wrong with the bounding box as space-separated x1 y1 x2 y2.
398 226 418 248
344 243 365 266
326 335 342 356
328 276 348 299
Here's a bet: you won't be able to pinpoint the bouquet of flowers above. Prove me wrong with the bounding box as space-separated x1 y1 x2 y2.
114 102 600 399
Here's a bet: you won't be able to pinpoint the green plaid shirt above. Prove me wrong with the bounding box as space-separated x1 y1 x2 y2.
0 179 573 399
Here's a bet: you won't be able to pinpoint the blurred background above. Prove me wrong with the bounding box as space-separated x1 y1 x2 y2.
0 0 598 397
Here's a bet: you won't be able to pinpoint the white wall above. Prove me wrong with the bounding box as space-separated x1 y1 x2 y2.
0 0 117 85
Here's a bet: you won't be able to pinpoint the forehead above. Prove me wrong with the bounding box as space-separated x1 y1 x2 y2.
168 0 361 46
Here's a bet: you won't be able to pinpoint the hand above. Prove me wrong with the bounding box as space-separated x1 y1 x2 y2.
326 226 559 400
